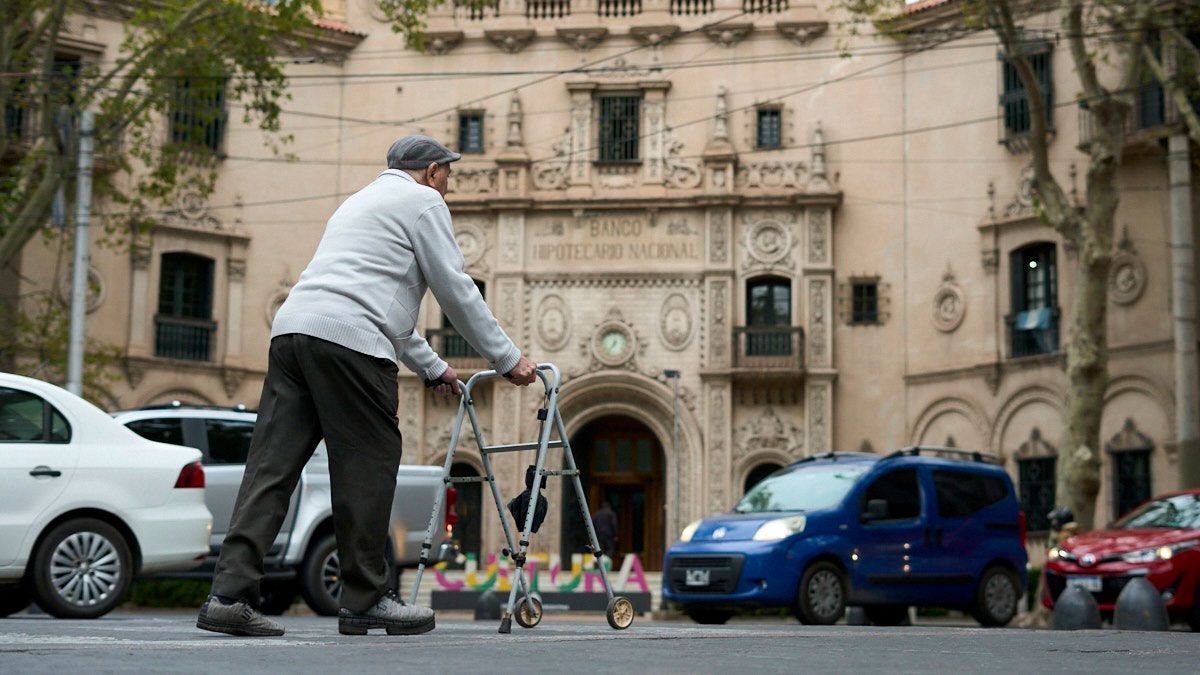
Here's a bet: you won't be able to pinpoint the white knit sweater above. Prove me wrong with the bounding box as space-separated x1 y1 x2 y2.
272 170 521 381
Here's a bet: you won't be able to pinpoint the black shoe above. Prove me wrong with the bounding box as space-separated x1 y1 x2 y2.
338 590 435 636
197 595 285 637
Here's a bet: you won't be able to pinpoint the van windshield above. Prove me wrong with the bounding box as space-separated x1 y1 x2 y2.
734 464 870 514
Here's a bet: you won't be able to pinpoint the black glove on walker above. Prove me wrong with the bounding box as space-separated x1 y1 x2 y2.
507 465 549 534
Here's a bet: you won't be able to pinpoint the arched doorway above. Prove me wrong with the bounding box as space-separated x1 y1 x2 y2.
449 462 482 566
744 462 783 495
561 415 665 570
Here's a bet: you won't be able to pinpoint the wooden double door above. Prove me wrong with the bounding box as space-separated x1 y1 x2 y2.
562 415 665 570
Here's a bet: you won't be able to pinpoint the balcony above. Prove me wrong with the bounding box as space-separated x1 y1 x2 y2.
445 0 794 21
154 315 216 362
427 327 488 371
1005 307 1059 359
732 326 804 374
1077 86 1198 152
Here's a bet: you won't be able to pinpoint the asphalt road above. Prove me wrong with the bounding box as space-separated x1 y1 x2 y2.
1 612 1197 673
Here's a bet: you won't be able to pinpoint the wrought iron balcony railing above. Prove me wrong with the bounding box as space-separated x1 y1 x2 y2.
154 315 216 362
427 327 487 368
1004 307 1060 359
732 325 805 370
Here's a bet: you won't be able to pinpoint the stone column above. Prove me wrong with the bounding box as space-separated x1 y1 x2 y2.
803 205 835 454
641 82 671 186
565 82 595 189
224 258 246 367
705 380 733 511
126 243 152 358
1169 134 1200 488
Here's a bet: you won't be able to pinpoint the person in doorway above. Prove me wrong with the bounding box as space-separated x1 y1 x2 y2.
592 501 619 560
196 135 537 637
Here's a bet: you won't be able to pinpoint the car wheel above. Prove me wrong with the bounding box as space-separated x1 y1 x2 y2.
970 565 1019 627
300 534 341 616
0 584 32 618
259 579 298 616
864 604 909 626
685 608 734 625
795 561 846 625
31 518 132 619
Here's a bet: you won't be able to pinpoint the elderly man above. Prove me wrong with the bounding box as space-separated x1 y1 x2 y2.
197 135 537 637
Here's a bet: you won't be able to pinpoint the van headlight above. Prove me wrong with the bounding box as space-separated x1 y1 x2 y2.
680 520 701 543
752 515 807 542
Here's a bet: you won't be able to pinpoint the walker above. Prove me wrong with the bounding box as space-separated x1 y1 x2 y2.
408 363 635 633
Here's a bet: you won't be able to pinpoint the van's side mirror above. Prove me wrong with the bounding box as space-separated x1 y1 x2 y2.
863 498 890 522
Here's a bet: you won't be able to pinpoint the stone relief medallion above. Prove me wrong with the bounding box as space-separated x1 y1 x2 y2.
590 312 638 368
454 220 489 269
746 219 792 266
931 282 966 333
535 294 571 352
658 293 694 351
265 275 293 327
58 265 105 313
1109 247 1146 306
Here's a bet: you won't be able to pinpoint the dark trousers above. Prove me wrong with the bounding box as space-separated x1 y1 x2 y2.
211 334 402 613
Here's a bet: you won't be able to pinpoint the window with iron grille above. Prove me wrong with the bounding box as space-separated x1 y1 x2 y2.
598 95 641 162
756 107 782 150
1017 456 1056 532
1112 449 1152 520
1009 242 1058 357
442 279 486 358
1135 32 1165 130
850 280 879 325
458 111 485 154
745 276 791 356
1000 47 1053 141
171 77 227 153
156 253 215 361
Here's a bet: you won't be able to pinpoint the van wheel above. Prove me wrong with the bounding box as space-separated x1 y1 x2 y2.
864 605 909 626
794 561 846 625
970 566 1019 627
300 534 341 616
0 584 32 618
31 518 132 619
686 608 734 625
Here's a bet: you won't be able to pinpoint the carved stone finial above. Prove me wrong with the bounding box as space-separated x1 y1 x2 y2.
807 121 830 191
986 180 996 219
713 86 729 143
1068 162 1078 205
506 93 523 148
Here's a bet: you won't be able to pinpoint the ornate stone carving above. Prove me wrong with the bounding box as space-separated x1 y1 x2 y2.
424 30 463 55
775 21 829 46
709 279 728 362
703 22 753 48
807 384 827 454
506 94 524 148
535 294 572 352
572 307 647 375
712 86 730 144
663 129 702 189
1106 418 1153 452
60 265 105 313
629 25 681 49
743 217 795 270
163 188 223 231
734 407 804 464
454 220 490 273
123 358 146 389
556 27 607 52
499 214 521 265
932 265 966 333
533 128 571 190
808 279 827 362
227 259 246 282
808 121 831 192
499 281 519 334
1015 427 1055 458
1109 228 1146 306
808 209 828 264
1005 164 1035 217
485 29 535 54
596 164 639 189
710 210 729 264
587 57 654 79
398 383 421 455
658 293 694 351
708 385 728 509
221 368 245 399
981 247 999 274
736 161 806 189
131 244 152 269
448 168 497 194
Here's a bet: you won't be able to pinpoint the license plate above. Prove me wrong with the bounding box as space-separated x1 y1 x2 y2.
1066 576 1102 592
685 569 711 587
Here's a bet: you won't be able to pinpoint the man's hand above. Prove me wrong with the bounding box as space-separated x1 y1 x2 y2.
504 356 537 386
432 365 462 398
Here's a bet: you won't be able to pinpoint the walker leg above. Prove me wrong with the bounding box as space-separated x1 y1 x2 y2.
408 397 470 605
557 410 615 599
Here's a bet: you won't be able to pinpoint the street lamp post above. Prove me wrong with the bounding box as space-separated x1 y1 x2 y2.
663 369 681 539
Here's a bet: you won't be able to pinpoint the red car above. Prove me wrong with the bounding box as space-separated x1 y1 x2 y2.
1042 489 1200 630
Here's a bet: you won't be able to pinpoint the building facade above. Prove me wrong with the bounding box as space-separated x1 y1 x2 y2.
11 0 1199 568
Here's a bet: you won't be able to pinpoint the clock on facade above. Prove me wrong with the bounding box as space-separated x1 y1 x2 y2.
592 323 635 367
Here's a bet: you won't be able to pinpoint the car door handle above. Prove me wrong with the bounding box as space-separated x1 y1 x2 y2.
29 466 62 478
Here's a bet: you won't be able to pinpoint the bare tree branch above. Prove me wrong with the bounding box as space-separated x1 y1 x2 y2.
1142 40 1200 146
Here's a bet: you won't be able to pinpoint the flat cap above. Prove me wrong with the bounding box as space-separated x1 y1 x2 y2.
386 134 462 170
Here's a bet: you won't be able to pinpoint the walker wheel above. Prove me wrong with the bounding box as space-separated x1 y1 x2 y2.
606 596 634 630
515 596 543 628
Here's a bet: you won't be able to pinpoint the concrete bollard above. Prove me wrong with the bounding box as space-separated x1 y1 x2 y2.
475 590 502 621
1113 577 1169 631
1051 587 1102 630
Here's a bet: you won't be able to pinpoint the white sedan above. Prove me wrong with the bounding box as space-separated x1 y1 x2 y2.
0 373 212 619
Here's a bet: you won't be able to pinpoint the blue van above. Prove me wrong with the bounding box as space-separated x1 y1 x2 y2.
663 449 1028 626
